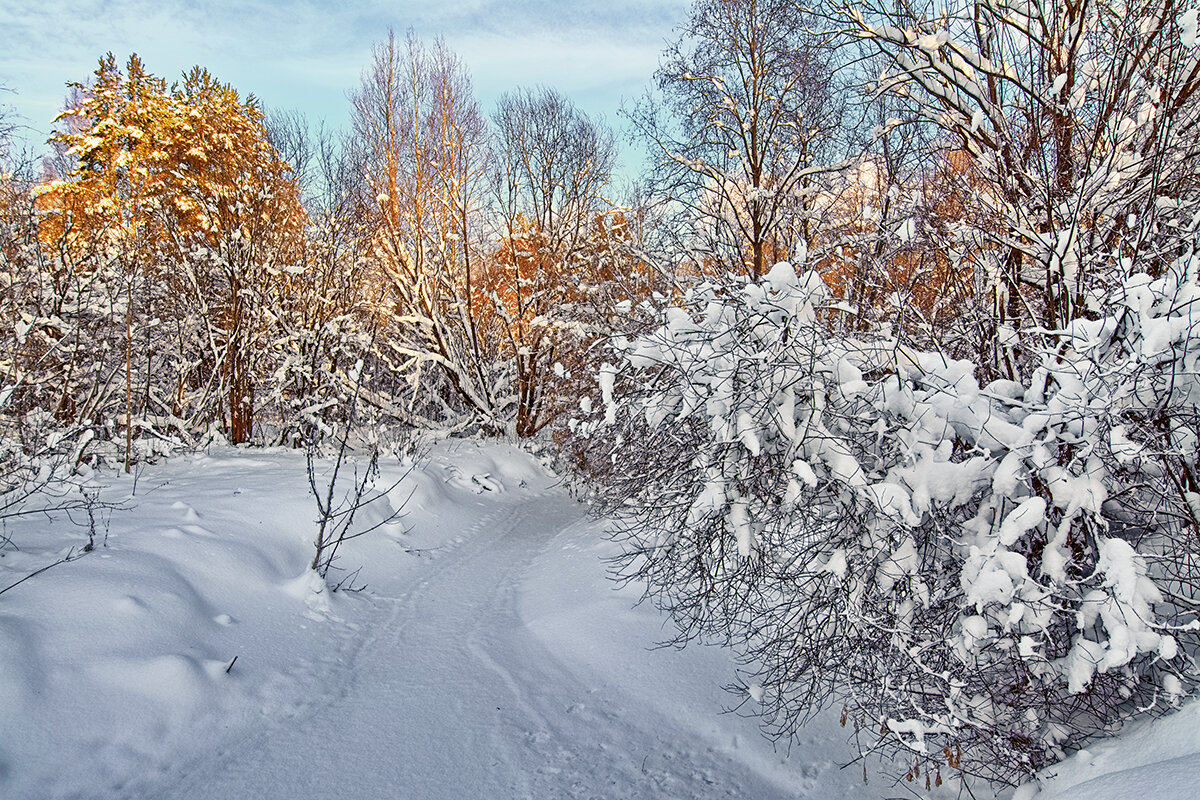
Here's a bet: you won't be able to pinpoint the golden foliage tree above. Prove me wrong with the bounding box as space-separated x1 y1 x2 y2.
39 54 305 449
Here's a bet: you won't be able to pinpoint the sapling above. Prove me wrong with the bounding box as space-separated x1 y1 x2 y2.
306 357 416 585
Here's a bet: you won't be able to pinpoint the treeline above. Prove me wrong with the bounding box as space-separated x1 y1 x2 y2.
0 7 1017 465
0 35 655 471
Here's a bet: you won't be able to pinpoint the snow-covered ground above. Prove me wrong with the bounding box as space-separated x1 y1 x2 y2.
0 440 1197 799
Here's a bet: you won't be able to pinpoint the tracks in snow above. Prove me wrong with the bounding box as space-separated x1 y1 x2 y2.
155 490 803 800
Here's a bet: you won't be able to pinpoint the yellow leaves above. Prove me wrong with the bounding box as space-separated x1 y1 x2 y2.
172 195 200 213
39 53 305 271
29 180 66 200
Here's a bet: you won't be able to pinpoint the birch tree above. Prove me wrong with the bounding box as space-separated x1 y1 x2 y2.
350 31 500 430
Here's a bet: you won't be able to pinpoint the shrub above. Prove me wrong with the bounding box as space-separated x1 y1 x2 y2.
577 258 1200 786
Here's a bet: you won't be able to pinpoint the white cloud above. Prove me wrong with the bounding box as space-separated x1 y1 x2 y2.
0 0 686 156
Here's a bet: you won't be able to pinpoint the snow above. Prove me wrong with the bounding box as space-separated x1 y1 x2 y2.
1027 698 1200 800
0 360 1197 796
0 442 876 799
1182 9 1200 48
729 496 753 556
999 496 1046 546
792 457 818 488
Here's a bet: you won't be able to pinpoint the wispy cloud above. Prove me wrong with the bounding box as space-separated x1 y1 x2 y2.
0 0 686 155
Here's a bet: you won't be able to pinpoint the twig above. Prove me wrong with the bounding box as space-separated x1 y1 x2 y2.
0 547 85 597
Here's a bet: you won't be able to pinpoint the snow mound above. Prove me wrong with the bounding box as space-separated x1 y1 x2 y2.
1029 698 1200 800
0 442 565 799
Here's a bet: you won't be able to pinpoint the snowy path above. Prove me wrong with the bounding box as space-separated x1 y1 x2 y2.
1 444 876 799
39 441 1200 800
141 465 822 798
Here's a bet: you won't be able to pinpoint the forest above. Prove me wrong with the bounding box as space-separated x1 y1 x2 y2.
4 0 1200 791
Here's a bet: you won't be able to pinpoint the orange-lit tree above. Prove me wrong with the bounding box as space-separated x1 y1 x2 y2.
160 67 307 443
39 55 307 452
489 87 620 436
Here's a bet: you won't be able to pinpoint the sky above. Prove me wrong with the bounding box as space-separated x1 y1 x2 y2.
0 0 689 173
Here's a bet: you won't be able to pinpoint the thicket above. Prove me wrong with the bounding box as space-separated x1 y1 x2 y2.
0 40 651 470
571 0 1200 791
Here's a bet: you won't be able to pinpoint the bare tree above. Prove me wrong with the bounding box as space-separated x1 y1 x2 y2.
493 87 616 257
350 31 500 430
489 87 618 436
264 106 316 202
626 0 847 279
0 83 16 169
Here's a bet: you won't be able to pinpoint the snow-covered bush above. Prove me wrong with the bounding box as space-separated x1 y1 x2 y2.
579 259 1200 786
843 0 1200 382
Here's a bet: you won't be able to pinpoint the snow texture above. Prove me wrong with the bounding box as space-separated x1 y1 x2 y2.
0 441 872 799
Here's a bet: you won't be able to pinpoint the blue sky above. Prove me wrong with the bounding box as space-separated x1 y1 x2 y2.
0 0 688 171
